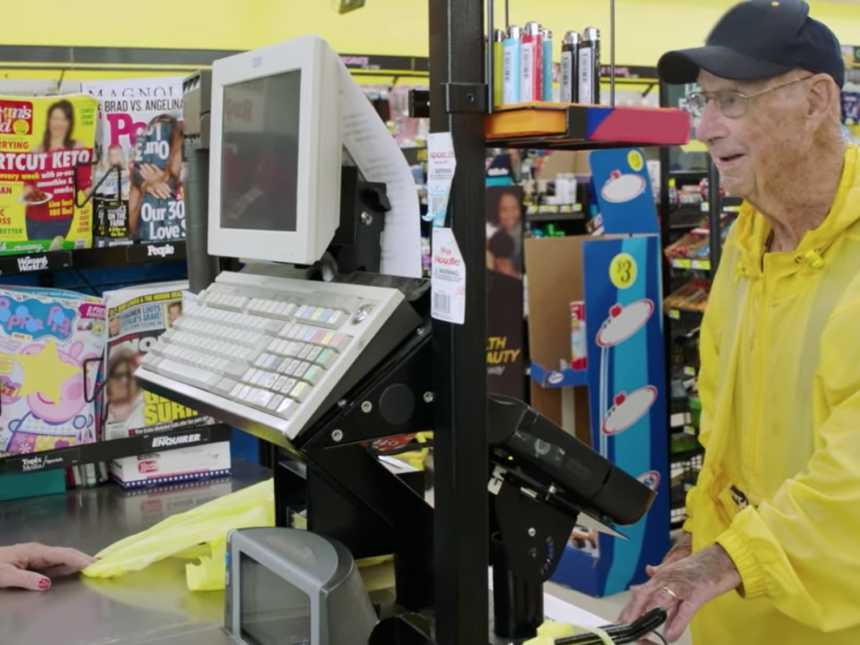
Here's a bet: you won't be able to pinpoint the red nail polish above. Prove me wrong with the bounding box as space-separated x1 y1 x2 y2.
37 578 51 590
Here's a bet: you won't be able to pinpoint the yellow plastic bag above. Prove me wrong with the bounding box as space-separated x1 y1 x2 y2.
524 620 616 645
83 479 275 591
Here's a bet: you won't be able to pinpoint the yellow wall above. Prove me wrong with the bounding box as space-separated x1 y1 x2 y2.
4 1 860 71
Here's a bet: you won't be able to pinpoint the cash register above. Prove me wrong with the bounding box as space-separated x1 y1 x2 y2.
137 36 665 645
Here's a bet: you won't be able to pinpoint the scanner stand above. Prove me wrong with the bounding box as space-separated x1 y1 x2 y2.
274 318 436 613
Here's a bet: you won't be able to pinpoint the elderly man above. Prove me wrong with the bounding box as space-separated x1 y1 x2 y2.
620 2 859 643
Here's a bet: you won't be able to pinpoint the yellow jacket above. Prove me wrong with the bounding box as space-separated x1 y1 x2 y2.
687 144 860 645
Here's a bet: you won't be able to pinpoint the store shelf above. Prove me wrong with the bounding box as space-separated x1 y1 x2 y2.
0 241 186 277
0 423 231 475
485 103 690 150
526 203 584 223
666 307 704 319
670 258 711 271
668 207 706 230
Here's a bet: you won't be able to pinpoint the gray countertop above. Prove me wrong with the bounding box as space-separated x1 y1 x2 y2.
0 459 608 645
0 459 271 645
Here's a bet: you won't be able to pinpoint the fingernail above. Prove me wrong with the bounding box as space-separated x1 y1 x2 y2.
38 577 51 590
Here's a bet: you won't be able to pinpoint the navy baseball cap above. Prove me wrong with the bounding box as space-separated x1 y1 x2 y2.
658 0 844 87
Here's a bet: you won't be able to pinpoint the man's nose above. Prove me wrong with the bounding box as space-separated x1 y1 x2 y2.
695 99 728 144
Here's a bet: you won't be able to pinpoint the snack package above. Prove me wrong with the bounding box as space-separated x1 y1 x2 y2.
0 95 98 254
0 287 106 454
81 78 185 246
103 281 211 440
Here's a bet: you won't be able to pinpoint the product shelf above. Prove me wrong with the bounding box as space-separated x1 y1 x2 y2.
526 203 584 223
485 102 691 150
670 258 710 272
0 422 231 475
666 307 705 320
0 241 187 278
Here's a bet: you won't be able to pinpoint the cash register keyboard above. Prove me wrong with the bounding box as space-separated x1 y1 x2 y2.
135 271 406 440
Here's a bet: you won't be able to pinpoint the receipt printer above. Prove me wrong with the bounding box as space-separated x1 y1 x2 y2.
225 528 377 645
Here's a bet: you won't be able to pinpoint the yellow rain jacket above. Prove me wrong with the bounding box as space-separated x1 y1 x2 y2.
687 144 860 644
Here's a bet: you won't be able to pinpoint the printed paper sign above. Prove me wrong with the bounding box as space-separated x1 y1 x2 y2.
431 227 466 324
424 132 456 227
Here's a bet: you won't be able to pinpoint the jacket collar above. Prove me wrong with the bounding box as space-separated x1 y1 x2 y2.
733 145 859 280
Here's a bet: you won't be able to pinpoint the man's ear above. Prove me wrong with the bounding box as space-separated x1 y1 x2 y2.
806 73 841 124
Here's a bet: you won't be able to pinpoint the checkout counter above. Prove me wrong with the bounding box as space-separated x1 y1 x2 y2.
0 460 612 645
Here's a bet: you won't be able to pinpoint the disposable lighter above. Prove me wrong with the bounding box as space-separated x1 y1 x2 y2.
503 25 522 104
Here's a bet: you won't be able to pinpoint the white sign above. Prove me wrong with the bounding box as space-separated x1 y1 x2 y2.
151 432 201 448
424 132 457 228
147 244 175 258
431 227 466 325
17 255 48 272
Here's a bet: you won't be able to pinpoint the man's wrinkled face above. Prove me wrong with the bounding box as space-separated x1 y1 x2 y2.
695 70 812 200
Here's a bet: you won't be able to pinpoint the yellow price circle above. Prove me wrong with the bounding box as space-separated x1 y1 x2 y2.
12 119 28 135
627 149 644 172
609 253 638 289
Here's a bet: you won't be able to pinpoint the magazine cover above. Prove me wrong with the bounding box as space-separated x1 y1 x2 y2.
0 287 106 455
81 78 185 246
0 95 98 254
103 281 210 440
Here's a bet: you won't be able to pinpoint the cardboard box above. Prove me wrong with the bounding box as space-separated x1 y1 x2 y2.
525 234 669 597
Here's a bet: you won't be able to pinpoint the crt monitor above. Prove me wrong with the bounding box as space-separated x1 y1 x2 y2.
225 527 378 645
208 36 343 266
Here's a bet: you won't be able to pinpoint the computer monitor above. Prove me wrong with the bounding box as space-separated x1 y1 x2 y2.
225 527 378 645
208 36 343 265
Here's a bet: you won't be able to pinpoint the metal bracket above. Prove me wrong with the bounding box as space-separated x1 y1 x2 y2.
444 82 488 114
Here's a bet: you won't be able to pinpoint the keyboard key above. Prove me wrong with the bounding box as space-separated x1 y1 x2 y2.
267 394 285 412
276 398 296 418
306 346 322 363
245 387 274 409
329 334 352 352
303 365 323 385
278 378 297 395
216 377 237 394
293 362 310 379
256 371 279 390
255 354 272 368
315 349 337 368
324 310 346 329
290 381 309 402
152 359 220 389
205 291 249 312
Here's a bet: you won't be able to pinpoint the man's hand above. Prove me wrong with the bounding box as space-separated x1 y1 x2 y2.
619 544 741 642
645 531 693 578
0 543 94 591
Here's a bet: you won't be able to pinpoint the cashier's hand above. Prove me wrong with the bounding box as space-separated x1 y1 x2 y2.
0 543 95 591
619 544 741 643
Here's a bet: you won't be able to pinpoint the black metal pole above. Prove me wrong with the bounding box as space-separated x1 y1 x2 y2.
659 80 674 532
707 157 722 272
429 0 489 643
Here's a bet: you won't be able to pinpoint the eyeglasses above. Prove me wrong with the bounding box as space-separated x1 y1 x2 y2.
685 76 814 119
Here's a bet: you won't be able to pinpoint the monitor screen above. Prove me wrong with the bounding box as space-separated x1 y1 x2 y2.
240 553 311 645
220 71 301 232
